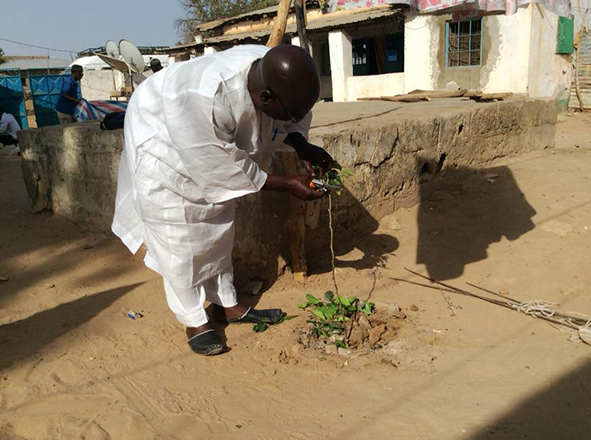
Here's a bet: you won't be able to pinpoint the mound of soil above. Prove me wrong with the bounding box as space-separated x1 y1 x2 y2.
298 303 407 355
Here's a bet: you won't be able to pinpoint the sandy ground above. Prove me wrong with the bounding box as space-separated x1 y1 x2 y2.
1 112 591 439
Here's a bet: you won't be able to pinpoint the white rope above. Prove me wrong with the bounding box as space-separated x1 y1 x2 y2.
512 300 560 318
511 300 591 345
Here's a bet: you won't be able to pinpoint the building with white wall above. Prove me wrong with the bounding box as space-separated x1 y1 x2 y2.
71 54 171 101
175 0 581 107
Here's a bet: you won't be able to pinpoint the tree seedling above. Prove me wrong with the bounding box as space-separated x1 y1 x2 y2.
298 291 375 348
313 161 354 195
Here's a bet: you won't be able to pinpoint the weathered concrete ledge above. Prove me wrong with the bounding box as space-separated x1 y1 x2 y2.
19 98 557 281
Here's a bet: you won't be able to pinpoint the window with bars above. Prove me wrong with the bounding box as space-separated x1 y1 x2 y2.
446 19 482 68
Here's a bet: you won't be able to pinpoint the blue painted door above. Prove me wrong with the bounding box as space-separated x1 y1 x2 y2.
0 70 28 129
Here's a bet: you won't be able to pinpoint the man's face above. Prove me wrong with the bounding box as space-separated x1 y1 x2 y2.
72 70 84 81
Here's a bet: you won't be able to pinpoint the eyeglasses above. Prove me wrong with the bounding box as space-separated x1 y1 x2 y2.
267 86 298 124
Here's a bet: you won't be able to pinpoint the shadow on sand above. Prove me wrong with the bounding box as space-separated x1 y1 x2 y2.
0 283 143 371
416 157 536 281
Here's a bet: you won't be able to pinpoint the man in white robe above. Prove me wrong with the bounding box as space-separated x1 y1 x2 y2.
112 44 333 355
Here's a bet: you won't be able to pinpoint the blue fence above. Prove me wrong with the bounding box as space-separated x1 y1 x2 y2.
0 70 28 129
29 74 70 127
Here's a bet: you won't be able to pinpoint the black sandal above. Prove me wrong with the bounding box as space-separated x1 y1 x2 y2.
187 329 224 356
227 307 285 324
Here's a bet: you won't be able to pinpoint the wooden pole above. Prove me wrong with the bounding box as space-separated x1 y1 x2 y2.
574 12 588 112
282 151 308 283
294 0 311 54
267 0 292 48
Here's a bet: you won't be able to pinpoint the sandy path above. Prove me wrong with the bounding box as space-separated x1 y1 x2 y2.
1 113 591 439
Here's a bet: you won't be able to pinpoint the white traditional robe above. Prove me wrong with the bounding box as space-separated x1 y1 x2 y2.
112 45 311 291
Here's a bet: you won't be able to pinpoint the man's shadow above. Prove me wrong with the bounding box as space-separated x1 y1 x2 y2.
304 189 399 274
415 156 536 281
231 151 399 294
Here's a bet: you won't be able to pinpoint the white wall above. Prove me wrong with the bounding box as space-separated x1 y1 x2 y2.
403 5 569 97
404 15 438 93
484 8 532 94
81 70 126 101
347 73 404 100
328 30 353 102
527 5 572 98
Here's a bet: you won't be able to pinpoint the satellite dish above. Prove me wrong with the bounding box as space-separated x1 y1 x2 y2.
96 53 130 73
119 39 145 74
105 40 119 58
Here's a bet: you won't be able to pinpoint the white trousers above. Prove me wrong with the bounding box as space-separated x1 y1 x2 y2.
163 266 238 328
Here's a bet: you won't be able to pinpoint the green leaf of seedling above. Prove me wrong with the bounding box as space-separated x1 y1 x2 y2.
253 322 268 332
363 302 374 315
282 315 297 321
321 330 329 338
335 340 347 349
324 291 335 301
306 294 320 305
342 169 354 177
338 296 351 307
348 295 358 303
336 190 342 196
325 303 338 318
312 309 326 320
297 302 309 309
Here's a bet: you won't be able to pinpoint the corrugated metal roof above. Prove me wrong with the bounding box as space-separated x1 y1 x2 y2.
198 2 319 32
204 6 403 44
570 31 591 110
0 58 70 70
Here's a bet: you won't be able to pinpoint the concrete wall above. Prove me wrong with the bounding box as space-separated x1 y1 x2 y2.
348 73 405 100
19 99 557 281
306 98 556 253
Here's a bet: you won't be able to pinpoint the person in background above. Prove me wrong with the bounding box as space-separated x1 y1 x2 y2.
149 58 163 74
55 64 83 124
0 107 21 147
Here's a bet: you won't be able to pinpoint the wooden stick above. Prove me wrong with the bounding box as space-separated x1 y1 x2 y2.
390 277 465 295
574 16 588 111
466 282 522 304
401 268 580 330
267 0 292 48
294 0 311 54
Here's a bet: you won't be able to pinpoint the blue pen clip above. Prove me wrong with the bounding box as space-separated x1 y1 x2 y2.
272 128 278 141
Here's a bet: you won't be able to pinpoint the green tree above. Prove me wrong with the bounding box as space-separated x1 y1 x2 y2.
0 47 5 65
176 0 279 42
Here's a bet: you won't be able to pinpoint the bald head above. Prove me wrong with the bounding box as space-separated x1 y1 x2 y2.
248 44 320 122
150 58 163 73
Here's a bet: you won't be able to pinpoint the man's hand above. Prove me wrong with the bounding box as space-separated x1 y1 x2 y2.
284 133 334 177
263 174 325 201
287 175 325 200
